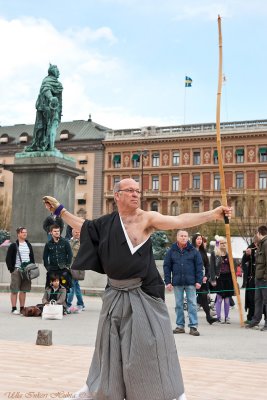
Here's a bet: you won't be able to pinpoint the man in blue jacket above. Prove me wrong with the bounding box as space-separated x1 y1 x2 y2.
164 230 203 336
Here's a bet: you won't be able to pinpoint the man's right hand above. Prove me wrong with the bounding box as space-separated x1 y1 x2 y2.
43 196 61 213
166 283 173 292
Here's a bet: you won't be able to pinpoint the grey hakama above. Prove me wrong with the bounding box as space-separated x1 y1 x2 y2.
87 278 185 400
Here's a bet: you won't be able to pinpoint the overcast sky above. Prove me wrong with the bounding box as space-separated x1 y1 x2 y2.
1 0 267 129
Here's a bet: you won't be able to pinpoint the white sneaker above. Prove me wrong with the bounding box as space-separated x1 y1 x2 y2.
11 309 20 315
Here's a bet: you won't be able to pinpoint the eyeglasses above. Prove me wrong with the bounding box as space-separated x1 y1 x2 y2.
118 189 141 195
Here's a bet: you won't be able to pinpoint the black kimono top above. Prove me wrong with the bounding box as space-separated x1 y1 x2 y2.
72 212 165 300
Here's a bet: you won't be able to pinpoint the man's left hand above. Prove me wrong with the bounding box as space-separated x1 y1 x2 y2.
213 206 232 221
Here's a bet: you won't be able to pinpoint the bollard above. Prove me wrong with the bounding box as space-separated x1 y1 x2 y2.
36 329 52 346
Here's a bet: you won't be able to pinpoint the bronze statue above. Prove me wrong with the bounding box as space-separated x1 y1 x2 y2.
26 64 63 152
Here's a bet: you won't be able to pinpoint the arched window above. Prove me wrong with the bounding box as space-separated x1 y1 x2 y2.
235 200 243 218
213 200 221 209
258 200 266 218
151 201 158 212
0 134 8 144
192 200 200 213
170 201 179 216
77 208 86 218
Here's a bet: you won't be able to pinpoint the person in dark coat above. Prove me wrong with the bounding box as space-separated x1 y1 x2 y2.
43 178 231 400
6 227 35 315
191 233 218 324
163 230 203 336
242 238 258 322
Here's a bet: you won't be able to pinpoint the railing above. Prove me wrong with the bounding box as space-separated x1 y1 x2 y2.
105 119 267 140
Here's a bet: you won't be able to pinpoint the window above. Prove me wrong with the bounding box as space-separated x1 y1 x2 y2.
192 200 200 213
152 153 160 167
20 133 28 143
259 172 267 189
213 200 221 209
236 172 244 188
151 201 158 211
235 200 243 217
259 148 267 162
78 199 86 205
132 154 140 168
170 201 179 215
152 176 159 191
0 134 8 144
78 179 87 185
214 150 218 164
113 176 120 185
113 154 121 168
258 200 266 218
214 174 220 191
193 174 200 189
79 159 88 165
172 176 179 191
132 175 140 183
193 151 201 165
236 149 244 163
0 181 4 187
172 152 180 166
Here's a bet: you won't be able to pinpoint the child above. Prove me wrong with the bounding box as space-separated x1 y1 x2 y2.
42 273 67 313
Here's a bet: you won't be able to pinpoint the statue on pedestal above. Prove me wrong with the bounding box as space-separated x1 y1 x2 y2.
25 64 63 152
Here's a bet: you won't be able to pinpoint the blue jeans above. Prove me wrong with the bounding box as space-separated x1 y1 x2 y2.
173 285 198 328
67 279 84 308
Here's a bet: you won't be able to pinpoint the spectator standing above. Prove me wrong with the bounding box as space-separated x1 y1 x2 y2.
43 224 72 291
242 238 258 323
6 227 35 315
247 225 267 331
67 229 85 312
164 230 203 336
210 237 234 324
43 214 64 240
191 233 218 324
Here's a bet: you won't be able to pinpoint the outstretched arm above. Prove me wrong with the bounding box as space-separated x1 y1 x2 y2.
43 196 84 231
146 206 231 231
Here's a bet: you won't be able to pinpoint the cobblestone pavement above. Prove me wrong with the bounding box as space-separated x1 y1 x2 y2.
0 289 266 400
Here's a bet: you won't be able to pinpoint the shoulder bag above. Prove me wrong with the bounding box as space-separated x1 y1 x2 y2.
16 244 40 280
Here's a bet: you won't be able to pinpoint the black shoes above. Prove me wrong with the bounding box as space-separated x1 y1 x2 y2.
207 316 218 325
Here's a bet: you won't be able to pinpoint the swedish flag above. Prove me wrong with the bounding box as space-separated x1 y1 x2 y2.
185 76 192 87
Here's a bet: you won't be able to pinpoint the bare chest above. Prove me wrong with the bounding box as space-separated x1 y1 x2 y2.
121 219 147 247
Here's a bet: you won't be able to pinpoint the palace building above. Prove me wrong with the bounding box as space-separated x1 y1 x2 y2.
0 118 267 223
103 120 267 219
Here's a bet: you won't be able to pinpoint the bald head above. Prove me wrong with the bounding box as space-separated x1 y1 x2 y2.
113 178 139 194
113 178 141 209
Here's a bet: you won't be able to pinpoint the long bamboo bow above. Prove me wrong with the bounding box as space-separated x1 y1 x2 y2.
216 15 244 327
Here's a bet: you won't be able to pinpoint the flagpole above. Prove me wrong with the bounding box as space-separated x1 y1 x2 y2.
183 77 187 125
216 15 244 327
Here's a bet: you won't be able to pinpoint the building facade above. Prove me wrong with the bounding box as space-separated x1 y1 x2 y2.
0 117 109 221
103 120 267 220
1 118 267 228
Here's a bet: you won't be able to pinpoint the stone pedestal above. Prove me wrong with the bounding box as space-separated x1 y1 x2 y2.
5 154 82 243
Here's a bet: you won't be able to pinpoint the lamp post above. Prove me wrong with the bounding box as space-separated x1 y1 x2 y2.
139 150 148 209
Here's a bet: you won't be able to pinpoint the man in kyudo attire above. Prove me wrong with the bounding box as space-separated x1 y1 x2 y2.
43 178 231 400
